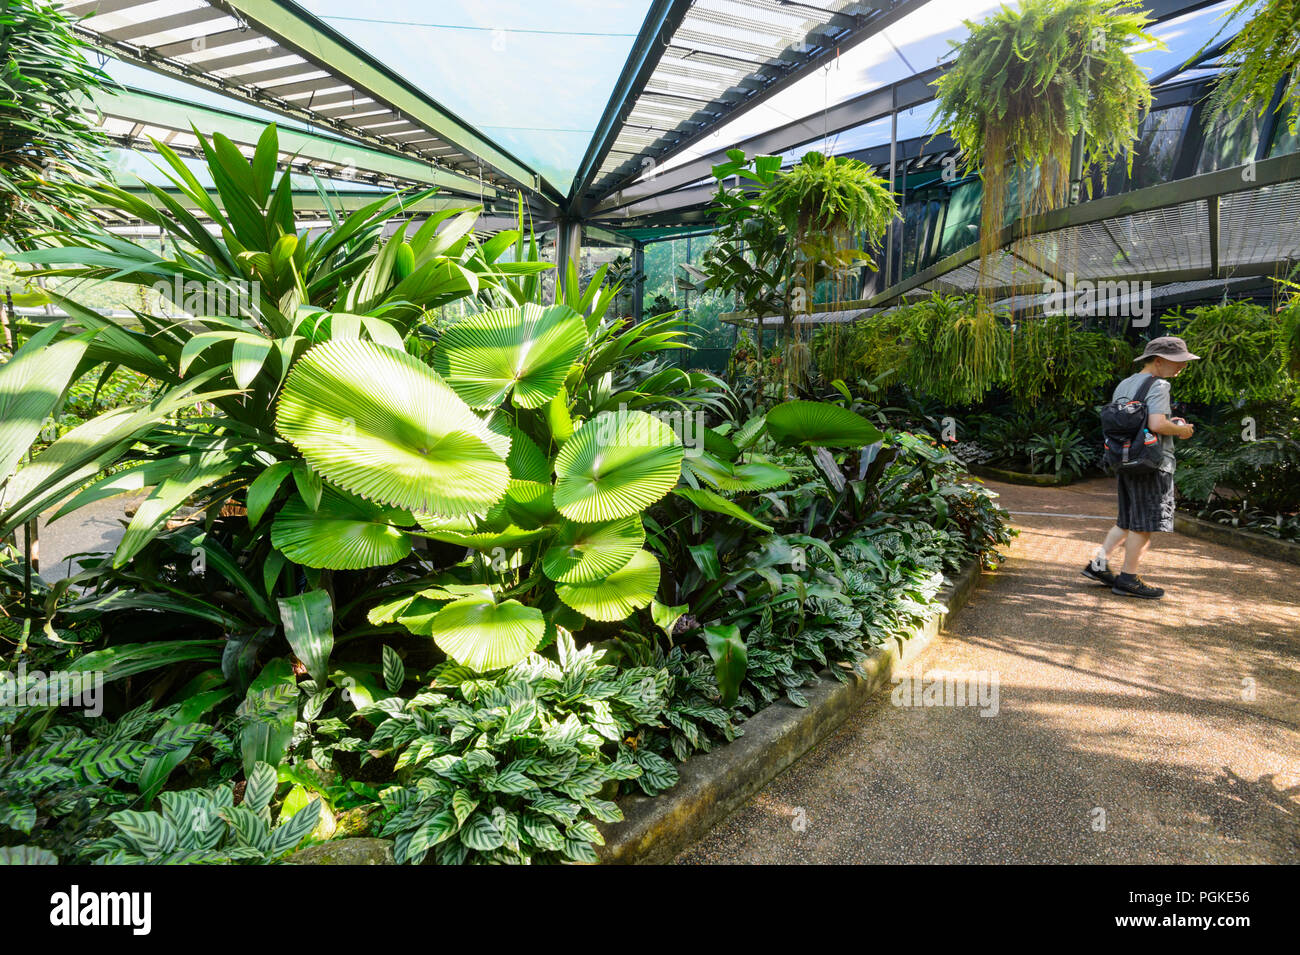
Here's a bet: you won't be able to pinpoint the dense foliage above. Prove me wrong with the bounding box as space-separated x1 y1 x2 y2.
1203 0 1300 138
0 0 112 244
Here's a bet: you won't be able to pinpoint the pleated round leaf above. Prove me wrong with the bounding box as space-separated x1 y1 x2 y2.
270 487 415 570
276 339 509 517
553 411 683 523
413 596 544 672
433 303 587 409
556 549 660 622
717 459 792 492
682 453 791 492
503 480 555 528
542 516 643 584
416 523 550 550
505 429 550 482
765 400 885 448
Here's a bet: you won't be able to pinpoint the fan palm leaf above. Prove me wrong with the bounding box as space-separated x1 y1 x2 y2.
270 487 416 570
275 339 510 516
541 516 644 584
407 595 545 671
555 549 661 622
553 411 683 523
432 303 587 409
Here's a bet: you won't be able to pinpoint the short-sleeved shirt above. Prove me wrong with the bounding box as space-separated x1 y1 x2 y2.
1112 371 1175 473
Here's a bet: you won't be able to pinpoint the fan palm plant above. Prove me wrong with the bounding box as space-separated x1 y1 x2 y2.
1 124 542 566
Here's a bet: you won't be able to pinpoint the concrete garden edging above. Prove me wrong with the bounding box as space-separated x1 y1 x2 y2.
596 558 986 864
967 464 1075 486
1174 513 1300 566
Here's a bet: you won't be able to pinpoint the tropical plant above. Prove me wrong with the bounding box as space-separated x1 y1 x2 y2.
1025 425 1095 475
1008 314 1129 408
0 0 113 245
90 763 320 864
0 704 216 861
1175 402 1300 515
760 150 897 269
268 294 687 672
363 633 673 864
1201 0 1300 139
1162 302 1295 404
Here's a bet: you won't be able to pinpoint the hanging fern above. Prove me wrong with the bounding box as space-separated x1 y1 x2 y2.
1203 0 1300 138
760 151 898 267
931 0 1161 196
930 0 1162 325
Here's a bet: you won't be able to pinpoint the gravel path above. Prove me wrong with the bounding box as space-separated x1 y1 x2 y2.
677 477 1300 864
14 492 146 585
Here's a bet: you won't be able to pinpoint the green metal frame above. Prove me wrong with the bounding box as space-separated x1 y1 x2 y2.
221 0 561 207
90 87 495 197
867 152 1300 308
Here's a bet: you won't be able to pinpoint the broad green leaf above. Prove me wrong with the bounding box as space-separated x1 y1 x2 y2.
407 596 544 673
703 624 747 707
765 400 885 448
555 549 660 622
270 487 415 570
541 516 643 584
553 411 683 523
0 322 93 480
276 339 510 516
650 600 689 641
671 486 773 532
432 302 587 409
246 460 293 528
278 589 334 684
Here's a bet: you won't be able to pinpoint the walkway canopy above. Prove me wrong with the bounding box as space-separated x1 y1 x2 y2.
53 0 1300 299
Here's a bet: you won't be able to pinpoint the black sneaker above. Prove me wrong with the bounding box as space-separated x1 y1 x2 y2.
1111 574 1164 599
1081 563 1116 586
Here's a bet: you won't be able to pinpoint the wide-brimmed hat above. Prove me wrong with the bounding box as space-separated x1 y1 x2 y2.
1135 335 1200 362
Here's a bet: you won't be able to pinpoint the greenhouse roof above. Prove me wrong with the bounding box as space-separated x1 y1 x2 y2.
62 0 1246 227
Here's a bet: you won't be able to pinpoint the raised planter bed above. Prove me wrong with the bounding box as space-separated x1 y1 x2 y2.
967 464 1075 487
596 557 986 865
1174 513 1300 566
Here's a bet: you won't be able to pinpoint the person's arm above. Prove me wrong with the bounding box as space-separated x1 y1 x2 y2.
1148 413 1194 439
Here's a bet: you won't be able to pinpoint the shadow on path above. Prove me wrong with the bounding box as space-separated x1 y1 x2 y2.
677 478 1300 864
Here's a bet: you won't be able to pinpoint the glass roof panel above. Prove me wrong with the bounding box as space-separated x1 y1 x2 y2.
646 0 1239 182
295 0 653 193
648 0 1006 177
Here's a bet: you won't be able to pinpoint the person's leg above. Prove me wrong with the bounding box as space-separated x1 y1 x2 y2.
1120 530 1151 574
1101 525 1127 563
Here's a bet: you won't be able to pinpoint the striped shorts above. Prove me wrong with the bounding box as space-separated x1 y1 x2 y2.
1116 470 1176 533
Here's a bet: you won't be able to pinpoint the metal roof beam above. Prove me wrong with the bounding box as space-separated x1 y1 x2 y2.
220 0 561 207
568 0 697 211
90 86 495 197
593 64 942 216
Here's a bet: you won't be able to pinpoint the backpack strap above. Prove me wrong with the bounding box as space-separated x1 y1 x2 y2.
1132 372 1158 405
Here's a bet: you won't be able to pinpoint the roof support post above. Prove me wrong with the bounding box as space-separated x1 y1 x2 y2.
556 218 584 296
632 240 645 323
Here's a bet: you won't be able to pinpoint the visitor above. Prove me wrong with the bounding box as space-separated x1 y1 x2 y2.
1082 336 1200 599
